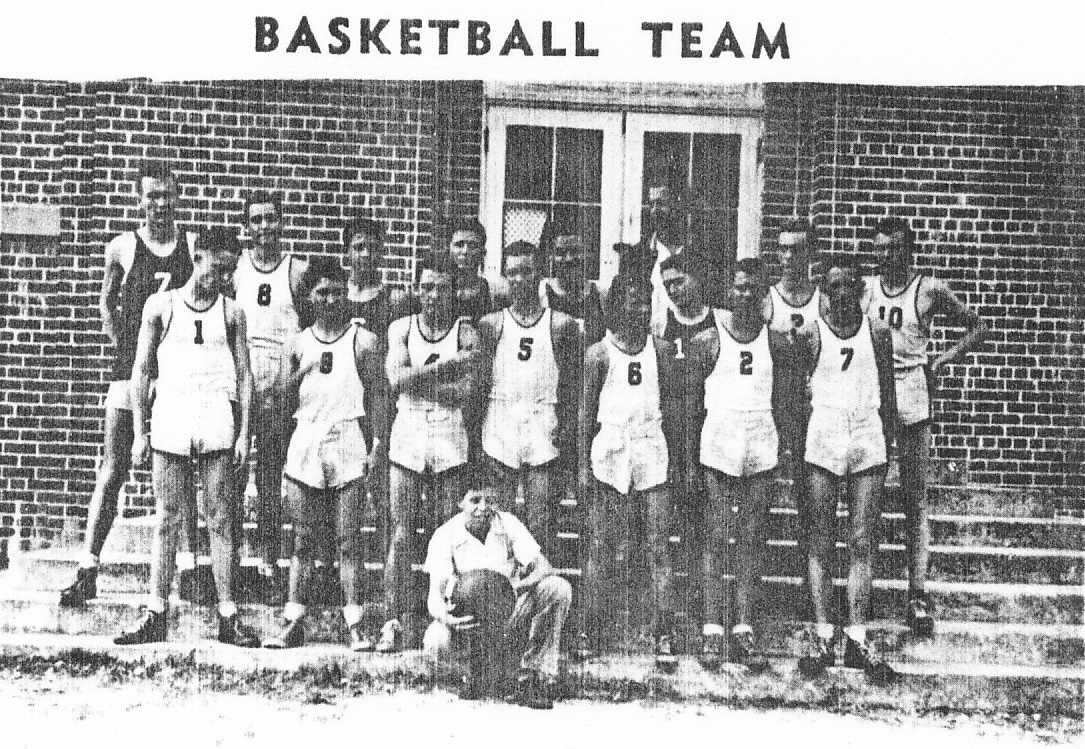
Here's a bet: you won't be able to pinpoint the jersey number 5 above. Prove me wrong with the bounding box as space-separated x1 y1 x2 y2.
320 352 333 373
627 361 642 386
518 337 533 361
840 347 854 371
257 283 272 307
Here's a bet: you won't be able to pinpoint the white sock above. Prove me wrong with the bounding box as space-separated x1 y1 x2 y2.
702 623 725 637
342 605 362 627
284 602 307 622
146 597 167 614
80 553 100 569
845 625 866 643
217 601 238 618
731 623 753 636
817 624 836 642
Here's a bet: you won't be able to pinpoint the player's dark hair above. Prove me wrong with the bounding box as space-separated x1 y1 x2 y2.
301 256 348 296
822 252 862 278
607 270 653 312
659 251 709 283
243 190 282 220
443 217 487 249
135 159 175 188
873 216 916 248
734 256 767 288
414 250 459 293
195 226 240 257
502 240 543 271
343 217 386 252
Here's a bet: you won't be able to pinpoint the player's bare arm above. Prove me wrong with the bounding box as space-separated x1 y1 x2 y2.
385 316 479 396
433 320 484 408
655 337 684 483
288 256 311 328
512 553 555 596
129 294 167 468
99 235 130 346
355 327 389 472
923 277 989 373
552 310 582 449
426 571 477 631
578 341 607 493
473 310 503 406
871 319 899 447
225 299 254 468
684 326 717 479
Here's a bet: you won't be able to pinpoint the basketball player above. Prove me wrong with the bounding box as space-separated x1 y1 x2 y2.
579 271 683 672
233 191 306 601
445 217 495 321
344 217 395 337
60 160 195 608
380 252 482 652
794 255 898 682
423 482 572 709
539 227 605 347
263 258 388 651
686 258 791 672
864 217 988 637
113 227 259 647
644 185 687 333
477 241 579 560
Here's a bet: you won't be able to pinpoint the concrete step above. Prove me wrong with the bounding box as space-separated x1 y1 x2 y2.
0 631 1079 716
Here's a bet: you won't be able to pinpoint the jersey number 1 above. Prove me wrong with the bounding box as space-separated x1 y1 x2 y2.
193 320 204 345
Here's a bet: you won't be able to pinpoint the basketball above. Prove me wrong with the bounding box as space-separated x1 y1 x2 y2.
450 569 517 629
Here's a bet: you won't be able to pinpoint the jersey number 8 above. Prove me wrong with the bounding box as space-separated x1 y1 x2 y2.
257 283 272 307
320 352 334 373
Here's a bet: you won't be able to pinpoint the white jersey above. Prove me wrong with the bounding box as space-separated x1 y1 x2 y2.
864 273 929 372
293 325 367 426
705 317 773 414
156 291 236 408
234 250 300 355
809 316 881 414
489 308 559 405
597 334 663 430
394 314 465 414
768 284 820 333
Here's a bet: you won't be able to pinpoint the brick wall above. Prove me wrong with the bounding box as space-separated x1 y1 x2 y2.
0 79 484 551
762 84 1085 492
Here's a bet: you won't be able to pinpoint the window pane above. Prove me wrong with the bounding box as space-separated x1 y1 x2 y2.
505 125 552 201
691 133 741 209
641 131 691 203
554 128 603 203
502 203 549 248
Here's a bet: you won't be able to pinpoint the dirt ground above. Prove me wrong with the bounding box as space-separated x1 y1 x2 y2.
0 668 1079 749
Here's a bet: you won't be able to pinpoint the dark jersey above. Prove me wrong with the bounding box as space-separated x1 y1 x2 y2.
350 284 392 340
456 276 494 321
662 307 716 358
112 231 193 380
546 281 605 346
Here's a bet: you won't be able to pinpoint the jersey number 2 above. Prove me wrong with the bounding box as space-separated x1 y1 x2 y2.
739 351 753 375
518 337 533 361
257 283 272 306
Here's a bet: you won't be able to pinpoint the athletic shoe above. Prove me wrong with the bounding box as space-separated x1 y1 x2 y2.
796 636 834 679
347 623 376 653
59 567 97 607
907 595 935 639
264 618 305 649
113 610 167 645
374 618 402 654
843 637 900 685
218 614 261 648
699 631 725 671
179 566 217 606
654 633 678 674
506 669 554 710
729 630 772 674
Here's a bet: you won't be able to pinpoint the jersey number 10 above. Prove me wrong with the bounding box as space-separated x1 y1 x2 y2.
878 305 903 330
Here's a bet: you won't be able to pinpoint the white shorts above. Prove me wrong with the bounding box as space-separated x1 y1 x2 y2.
805 407 887 477
700 410 779 478
482 401 559 469
250 347 283 400
895 365 932 427
284 419 369 490
389 407 468 475
150 392 235 457
591 422 669 495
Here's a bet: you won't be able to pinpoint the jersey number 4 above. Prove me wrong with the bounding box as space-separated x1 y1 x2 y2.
878 305 903 330
257 283 272 307
518 337 533 361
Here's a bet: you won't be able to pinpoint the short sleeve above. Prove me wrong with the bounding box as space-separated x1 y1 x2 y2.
501 513 541 569
422 526 455 581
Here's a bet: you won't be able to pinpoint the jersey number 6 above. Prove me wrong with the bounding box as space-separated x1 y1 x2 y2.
627 361 642 386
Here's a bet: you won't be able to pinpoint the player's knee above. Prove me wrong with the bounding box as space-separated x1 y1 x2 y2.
849 527 873 559
536 575 572 608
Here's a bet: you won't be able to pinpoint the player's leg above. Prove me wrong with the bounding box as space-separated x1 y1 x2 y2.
644 483 677 671
336 477 371 650
580 483 626 654
507 573 572 709
254 414 288 584
482 454 518 513
523 463 556 562
700 466 734 668
729 469 774 671
61 403 133 606
114 450 189 644
797 464 839 677
379 462 423 652
265 475 322 648
899 420 934 634
200 450 259 647
433 465 466 529
842 465 897 681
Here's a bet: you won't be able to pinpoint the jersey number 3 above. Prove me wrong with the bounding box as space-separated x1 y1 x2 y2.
257 283 272 307
518 337 533 361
